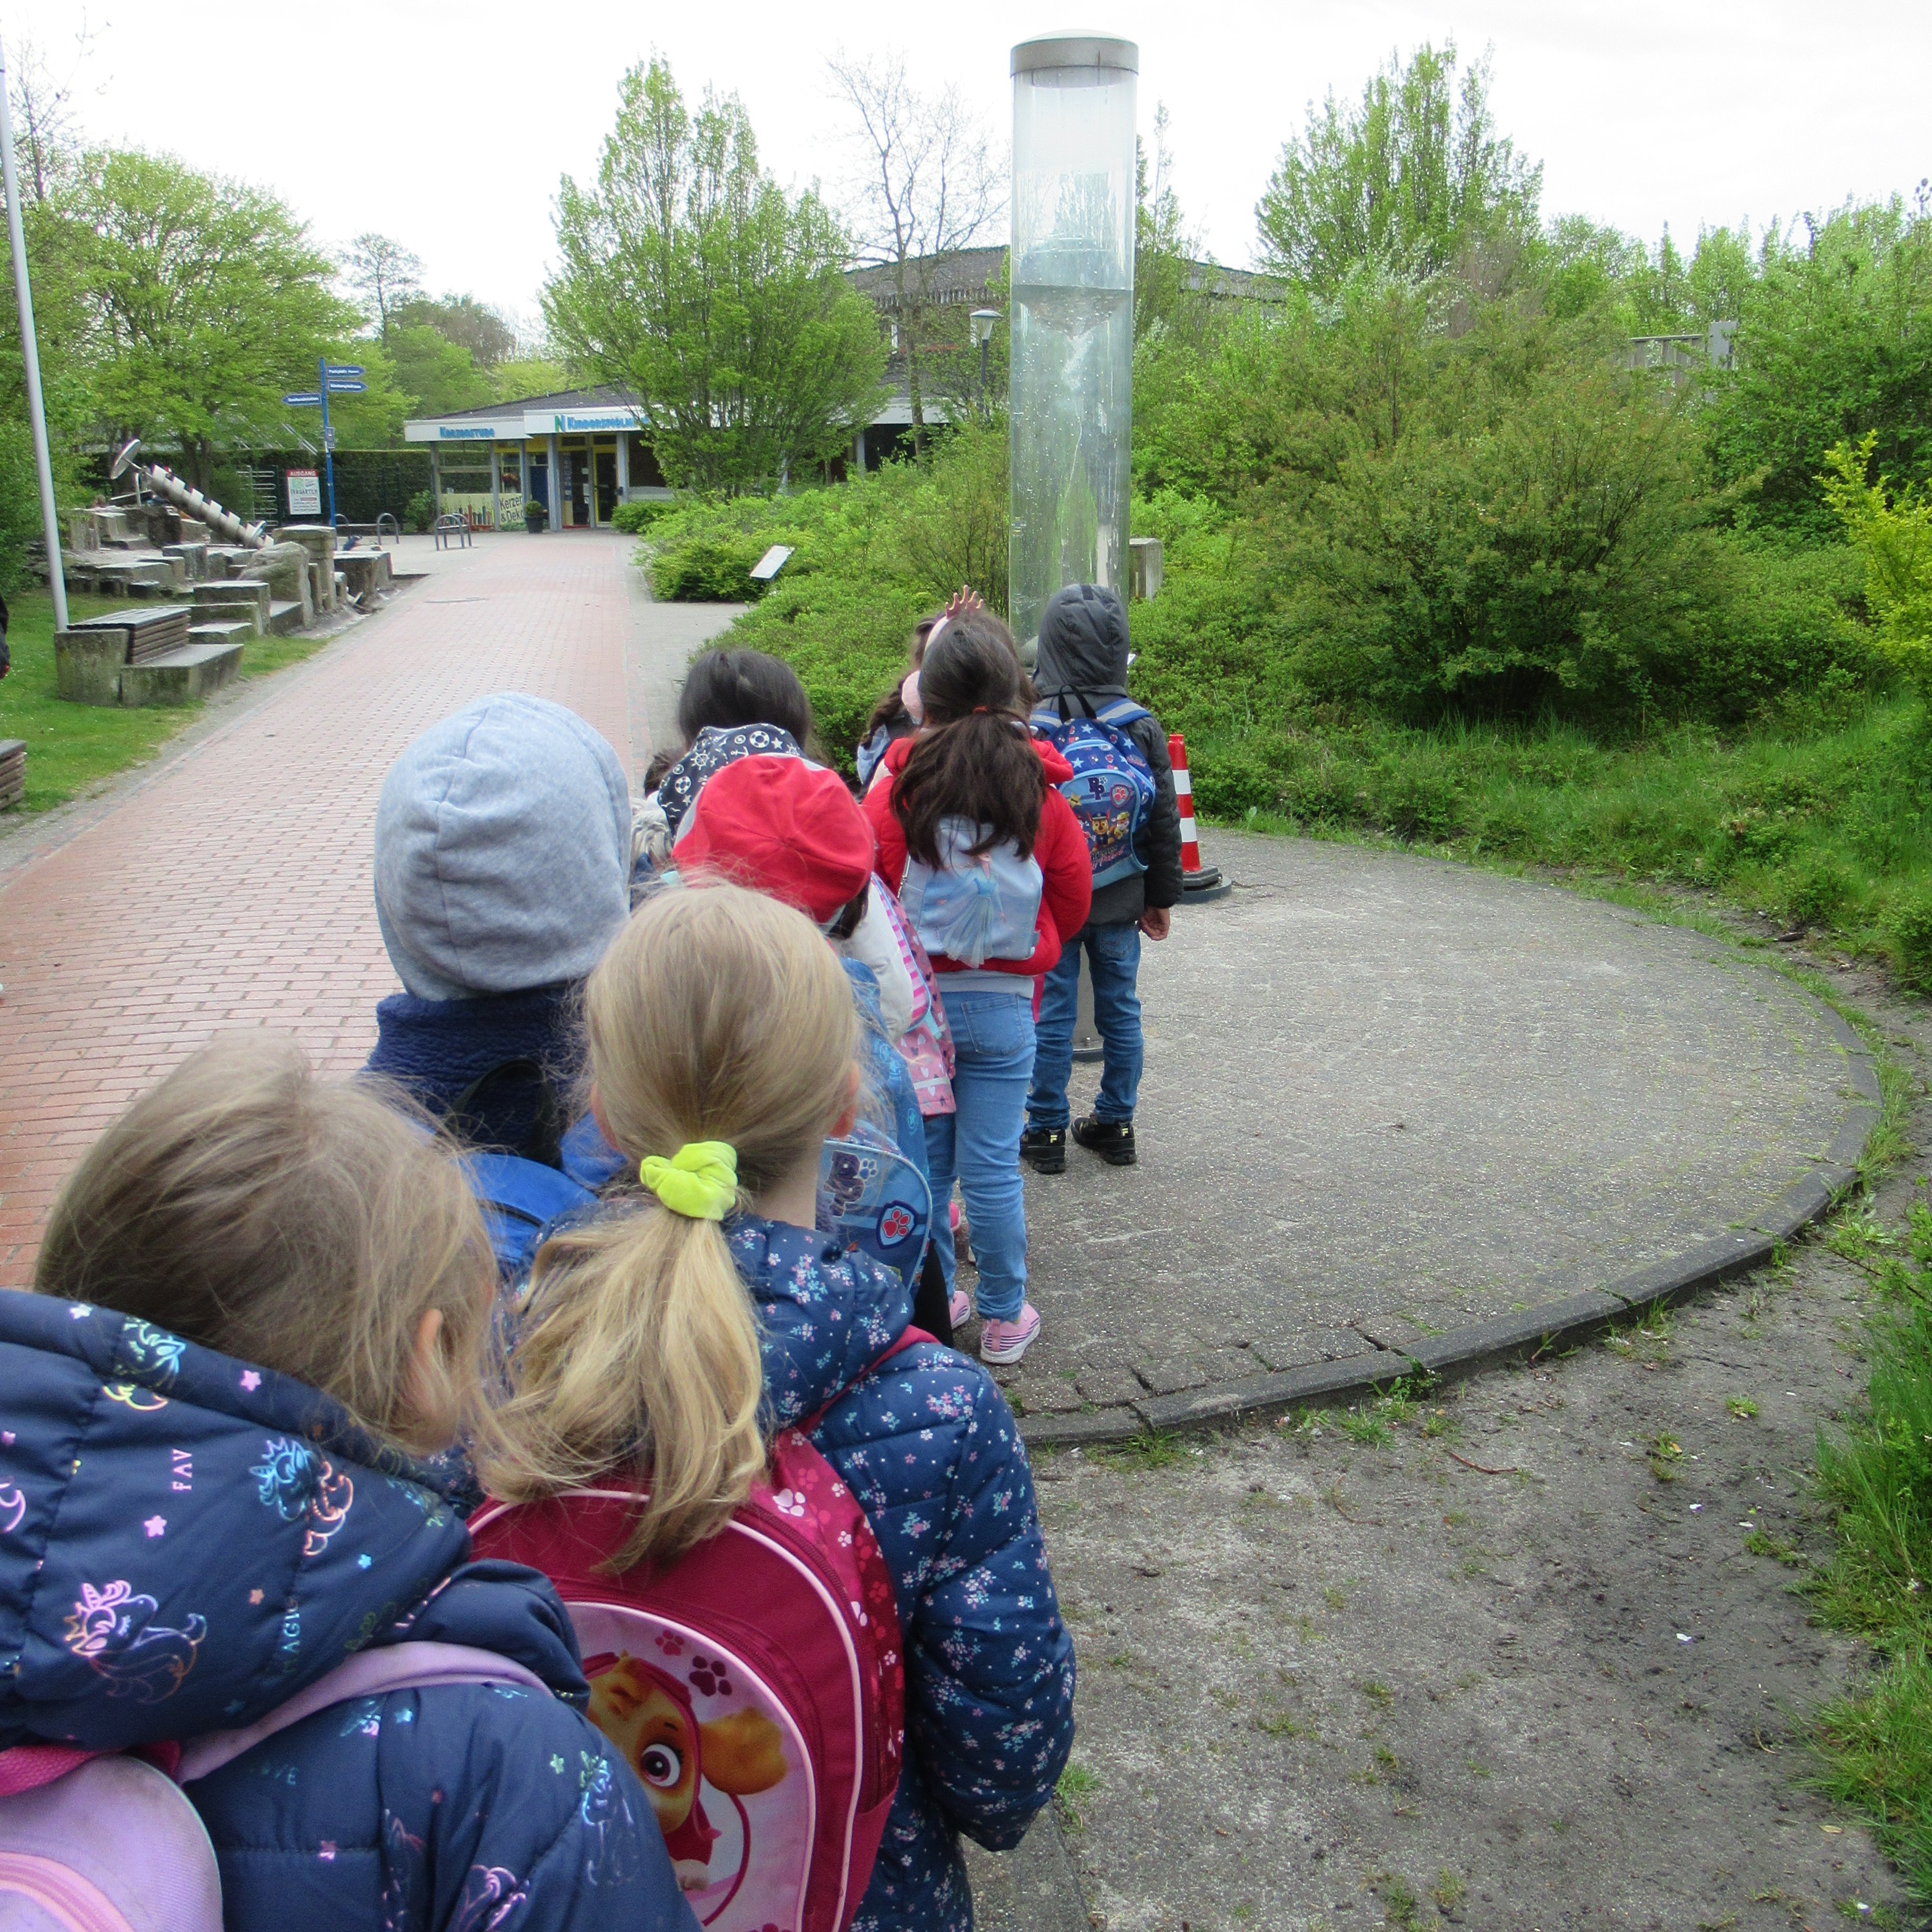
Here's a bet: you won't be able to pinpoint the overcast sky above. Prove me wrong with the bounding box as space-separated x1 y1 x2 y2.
19 2 1932 327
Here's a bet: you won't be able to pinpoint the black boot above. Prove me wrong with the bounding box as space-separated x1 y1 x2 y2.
1020 1125 1067 1174
1073 1116 1136 1166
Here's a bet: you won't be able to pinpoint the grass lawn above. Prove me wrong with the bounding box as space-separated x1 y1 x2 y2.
0 588 335 816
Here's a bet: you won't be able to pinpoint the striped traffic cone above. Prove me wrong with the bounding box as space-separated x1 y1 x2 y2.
1170 734 1230 901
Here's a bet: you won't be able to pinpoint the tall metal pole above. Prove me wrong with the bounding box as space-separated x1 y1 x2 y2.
0 36 69 631
318 355 337 526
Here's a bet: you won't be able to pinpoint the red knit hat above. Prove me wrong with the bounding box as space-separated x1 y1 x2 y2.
672 755 875 924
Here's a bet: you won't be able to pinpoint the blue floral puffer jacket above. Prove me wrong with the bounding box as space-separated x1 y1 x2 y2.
0 1289 695 1932
729 1215 1075 1932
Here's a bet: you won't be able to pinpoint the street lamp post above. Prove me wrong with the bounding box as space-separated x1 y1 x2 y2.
0 35 69 631
971 308 1001 419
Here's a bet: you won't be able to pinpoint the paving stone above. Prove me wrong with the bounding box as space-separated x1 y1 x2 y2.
1248 1326 1379 1372
1353 1314 1430 1353
1075 1366 1144 1408
1137 1357 1209 1397
1193 1347 1256 1384
1013 1375 1084 1417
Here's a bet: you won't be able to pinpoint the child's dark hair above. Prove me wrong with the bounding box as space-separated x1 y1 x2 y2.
864 611 945 739
893 611 1046 867
677 648 813 747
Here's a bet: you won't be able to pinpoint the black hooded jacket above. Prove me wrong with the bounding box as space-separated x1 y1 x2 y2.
1032 583 1183 923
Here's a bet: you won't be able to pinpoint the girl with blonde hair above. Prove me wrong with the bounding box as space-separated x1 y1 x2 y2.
478 882 1073 1932
4 1035 691 1931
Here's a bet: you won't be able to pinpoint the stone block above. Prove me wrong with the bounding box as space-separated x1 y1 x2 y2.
1074 1366 1143 1408
188 620 254 652
119 640 243 706
267 600 306 636
1194 1347 1258 1384
1249 1326 1378 1373
1137 1357 1208 1398
336 549 392 597
240 540 311 615
278 525 338 609
54 629 127 705
1013 1375 1084 1417
192 581 270 632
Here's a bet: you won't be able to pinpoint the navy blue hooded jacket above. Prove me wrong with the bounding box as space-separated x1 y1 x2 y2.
724 1216 1075 1932
0 1289 694 1932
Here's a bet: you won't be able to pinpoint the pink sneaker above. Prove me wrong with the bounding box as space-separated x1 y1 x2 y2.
978 1302 1042 1365
948 1288 974 1331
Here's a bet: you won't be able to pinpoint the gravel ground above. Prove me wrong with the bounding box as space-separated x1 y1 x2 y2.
1015 938 1930 1932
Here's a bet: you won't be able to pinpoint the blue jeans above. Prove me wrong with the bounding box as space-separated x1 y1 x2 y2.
1028 920 1143 1132
924 987 1037 1324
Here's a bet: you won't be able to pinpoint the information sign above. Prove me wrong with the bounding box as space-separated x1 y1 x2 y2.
282 391 323 406
286 469 322 517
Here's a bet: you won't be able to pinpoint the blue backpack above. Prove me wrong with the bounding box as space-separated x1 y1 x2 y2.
1031 695 1157 887
898 818 1045 968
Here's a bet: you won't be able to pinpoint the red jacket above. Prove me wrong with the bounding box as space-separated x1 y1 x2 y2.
863 733 1093 982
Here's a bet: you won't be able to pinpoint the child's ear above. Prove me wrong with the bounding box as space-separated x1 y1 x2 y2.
831 1062 861 1140
588 1083 615 1146
403 1307 456 1451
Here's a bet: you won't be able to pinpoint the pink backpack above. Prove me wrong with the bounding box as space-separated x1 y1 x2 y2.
0 1642 547 1932
468 1342 917 1932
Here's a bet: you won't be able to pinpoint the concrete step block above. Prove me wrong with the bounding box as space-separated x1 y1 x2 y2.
119 640 245 706
267 600 306 636
187 619 255 650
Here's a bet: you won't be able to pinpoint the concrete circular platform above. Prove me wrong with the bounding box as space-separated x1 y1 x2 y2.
991 832 1878 1439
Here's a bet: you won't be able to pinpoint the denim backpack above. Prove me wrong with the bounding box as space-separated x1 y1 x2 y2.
897 819 1044 968
1030 695 1156 888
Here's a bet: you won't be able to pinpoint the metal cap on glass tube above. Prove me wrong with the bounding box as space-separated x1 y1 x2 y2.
1011 33 1138 74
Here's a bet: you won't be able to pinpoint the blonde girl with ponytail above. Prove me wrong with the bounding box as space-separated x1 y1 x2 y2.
481 880 863 1565
475 880 1077 1932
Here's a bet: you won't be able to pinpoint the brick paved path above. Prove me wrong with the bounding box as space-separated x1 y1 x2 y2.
0 532 704 1281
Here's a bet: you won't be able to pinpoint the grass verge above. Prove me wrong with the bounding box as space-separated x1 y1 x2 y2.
1810 1194 1932 1898
0 590 197 814
0 589 341 816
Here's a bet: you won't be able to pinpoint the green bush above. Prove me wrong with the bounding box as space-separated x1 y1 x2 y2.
650 535 769 602
610 499 674 534
1889 885 1932 991
403 491 434 533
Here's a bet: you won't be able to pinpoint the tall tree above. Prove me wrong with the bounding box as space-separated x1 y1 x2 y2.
342 232 422 345
829 50 1004 453
1136 102 1200 343
546 56 886 494
76 151 359 488
392 292 516 369
1257 42 1541 294
6 28 94 206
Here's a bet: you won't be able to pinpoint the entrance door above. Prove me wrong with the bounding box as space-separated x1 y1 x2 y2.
567 450 590 528
594 447 619 524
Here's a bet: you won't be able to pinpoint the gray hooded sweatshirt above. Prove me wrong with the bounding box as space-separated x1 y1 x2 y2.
1032 583 1184 925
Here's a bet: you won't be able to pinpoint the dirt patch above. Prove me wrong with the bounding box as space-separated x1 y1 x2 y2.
1027 948 1931 1931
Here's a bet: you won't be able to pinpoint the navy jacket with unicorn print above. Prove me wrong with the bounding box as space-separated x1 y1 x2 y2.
0 1289 695 1932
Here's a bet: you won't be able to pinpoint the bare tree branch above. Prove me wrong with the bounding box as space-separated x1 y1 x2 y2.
828 49 1005 449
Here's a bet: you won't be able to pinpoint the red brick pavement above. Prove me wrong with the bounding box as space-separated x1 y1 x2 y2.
0 533 638 1281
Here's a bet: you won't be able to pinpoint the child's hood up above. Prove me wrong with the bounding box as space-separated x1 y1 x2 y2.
1033 582 1132 701
0 1290 581 1753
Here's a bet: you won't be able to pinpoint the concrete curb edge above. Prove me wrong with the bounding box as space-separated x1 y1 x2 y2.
1018 1001 1881 1452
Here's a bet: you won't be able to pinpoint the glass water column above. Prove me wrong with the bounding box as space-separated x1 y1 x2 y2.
1008 33 1138 652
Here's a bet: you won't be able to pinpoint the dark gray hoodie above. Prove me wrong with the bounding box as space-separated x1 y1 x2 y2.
1033 583 1183 923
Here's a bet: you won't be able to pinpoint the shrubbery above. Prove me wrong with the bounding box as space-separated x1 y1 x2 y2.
608 499 673 534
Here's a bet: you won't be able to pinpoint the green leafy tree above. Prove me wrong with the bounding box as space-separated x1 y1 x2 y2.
1257 42 1541 294
392 292 516 369
491 354 572 402
387 323 494 416
74 150 360 489
546 56 886 494
1823 433 1932 703
1707 195 1932 534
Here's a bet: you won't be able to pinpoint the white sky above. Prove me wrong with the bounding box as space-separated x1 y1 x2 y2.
19 1 1932 325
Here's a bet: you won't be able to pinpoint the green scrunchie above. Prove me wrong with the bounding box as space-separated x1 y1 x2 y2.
639 1140 739 1220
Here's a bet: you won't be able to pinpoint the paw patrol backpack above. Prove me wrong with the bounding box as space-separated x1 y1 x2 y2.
469 1338 921 1932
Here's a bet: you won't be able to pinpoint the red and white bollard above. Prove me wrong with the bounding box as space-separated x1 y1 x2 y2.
1169 734 1230 901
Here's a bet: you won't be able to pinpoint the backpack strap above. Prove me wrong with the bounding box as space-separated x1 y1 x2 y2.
798 1328 938 1437
1094 696 1150 729
176 1641 552 1785
447 1057 564 1168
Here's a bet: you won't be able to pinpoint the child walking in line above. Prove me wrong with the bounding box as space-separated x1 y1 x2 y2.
7 1037 693 1932
862 614 1092 1363
472 884 1073 1932
1021 583 1183 1172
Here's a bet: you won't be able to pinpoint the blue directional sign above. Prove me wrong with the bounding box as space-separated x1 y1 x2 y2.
326 378 366 394
325 363 365 379
282 391 323 406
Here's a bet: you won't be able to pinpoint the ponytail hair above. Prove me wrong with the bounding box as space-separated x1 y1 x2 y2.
479 883 857 1569
893 609 1046 865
